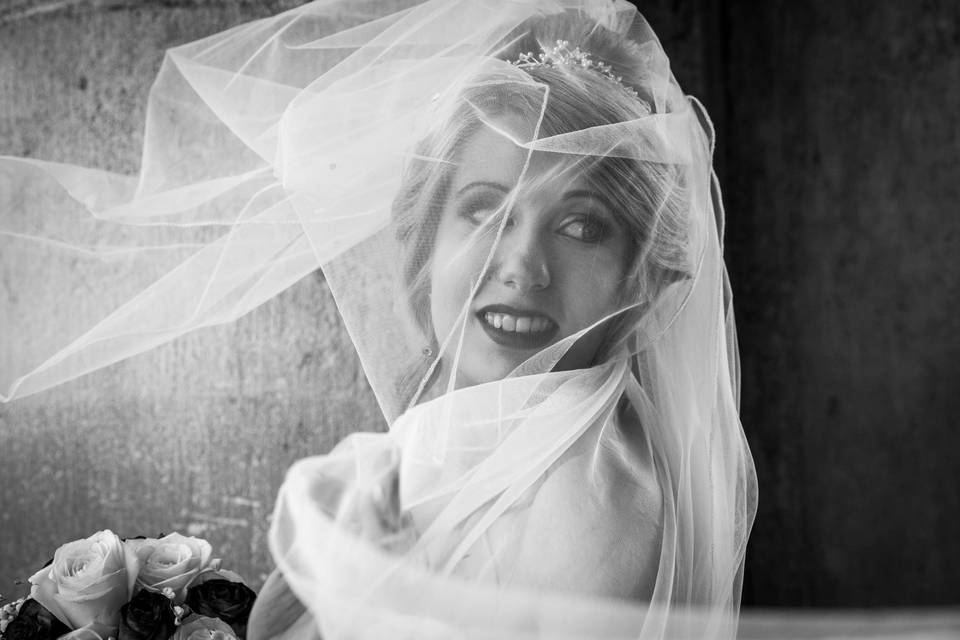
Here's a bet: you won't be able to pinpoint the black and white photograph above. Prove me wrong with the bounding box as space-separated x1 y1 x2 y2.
1 1 957 638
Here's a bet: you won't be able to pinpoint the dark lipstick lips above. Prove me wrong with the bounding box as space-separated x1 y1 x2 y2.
475 304 559 351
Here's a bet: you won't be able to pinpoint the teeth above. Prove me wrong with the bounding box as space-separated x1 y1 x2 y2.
483 312 553 334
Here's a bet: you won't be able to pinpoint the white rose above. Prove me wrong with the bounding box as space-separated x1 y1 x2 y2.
131 533 220 601
28 529 138 631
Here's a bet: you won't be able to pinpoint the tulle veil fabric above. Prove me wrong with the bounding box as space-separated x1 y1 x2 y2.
1 1 757 638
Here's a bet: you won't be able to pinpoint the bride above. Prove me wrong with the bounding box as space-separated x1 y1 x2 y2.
0 1 755 638
246 3 755 639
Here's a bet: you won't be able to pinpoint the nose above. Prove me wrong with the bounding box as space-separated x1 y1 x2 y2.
492 218 551 292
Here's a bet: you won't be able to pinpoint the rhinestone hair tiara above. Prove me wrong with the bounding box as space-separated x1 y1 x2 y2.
511 39 640 100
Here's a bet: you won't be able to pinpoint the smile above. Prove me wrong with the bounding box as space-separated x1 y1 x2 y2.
476 305 559 350
483 312 553 333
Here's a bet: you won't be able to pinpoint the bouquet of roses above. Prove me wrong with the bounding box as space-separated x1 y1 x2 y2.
0 530 257 640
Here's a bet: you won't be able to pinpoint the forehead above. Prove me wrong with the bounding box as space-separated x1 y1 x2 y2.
451 117 589 193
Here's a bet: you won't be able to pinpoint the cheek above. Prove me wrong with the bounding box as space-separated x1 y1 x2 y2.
429 264 461 339
559 250 629 325
429 225 487 338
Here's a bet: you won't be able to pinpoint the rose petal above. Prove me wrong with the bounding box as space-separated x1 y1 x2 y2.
29 574 74 630
134 534 216 601
144 543 193 576
149 571 197 587
28 531 135 630
122 537 155 556
60 620 116 640
121 538 140 598
166 534 213 566
58 569 124 602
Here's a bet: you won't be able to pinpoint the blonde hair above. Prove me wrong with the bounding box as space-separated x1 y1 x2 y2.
393 14 692 404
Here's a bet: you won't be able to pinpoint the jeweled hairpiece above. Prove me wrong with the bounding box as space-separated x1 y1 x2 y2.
511 39 640 100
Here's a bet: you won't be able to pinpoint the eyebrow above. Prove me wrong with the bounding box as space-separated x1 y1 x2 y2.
455 181 510 197
562 189 619 215
454 184 621 219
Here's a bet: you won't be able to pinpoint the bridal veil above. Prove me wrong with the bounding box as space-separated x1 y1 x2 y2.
1 1 757 638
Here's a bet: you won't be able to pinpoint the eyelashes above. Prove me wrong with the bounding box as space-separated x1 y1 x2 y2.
558 215 608 243
458 193 503 225
455 192 612 245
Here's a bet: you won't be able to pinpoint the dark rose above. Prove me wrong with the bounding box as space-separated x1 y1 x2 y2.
118 589 176 640
185 579 256 639
1 599 69 640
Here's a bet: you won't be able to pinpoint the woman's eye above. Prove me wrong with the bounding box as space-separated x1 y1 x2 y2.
458 196 502 225
560 215 607 243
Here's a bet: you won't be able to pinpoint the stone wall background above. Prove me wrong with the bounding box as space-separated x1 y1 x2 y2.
1 0 957 607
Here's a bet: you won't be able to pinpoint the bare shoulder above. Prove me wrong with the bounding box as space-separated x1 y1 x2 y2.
510 413 663 599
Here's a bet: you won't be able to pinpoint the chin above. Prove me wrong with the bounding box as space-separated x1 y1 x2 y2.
441 323 549 388
453 343 525 388
454 358 513 388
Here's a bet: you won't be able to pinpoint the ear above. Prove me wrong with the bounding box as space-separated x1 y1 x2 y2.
247 568 320 640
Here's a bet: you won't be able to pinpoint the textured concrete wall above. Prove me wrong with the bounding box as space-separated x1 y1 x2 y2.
716 0 960 606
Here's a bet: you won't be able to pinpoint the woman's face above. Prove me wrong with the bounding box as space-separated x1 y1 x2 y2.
429 117 633 387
